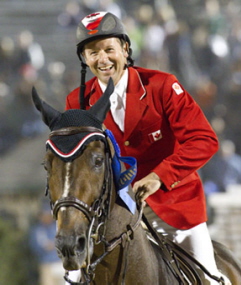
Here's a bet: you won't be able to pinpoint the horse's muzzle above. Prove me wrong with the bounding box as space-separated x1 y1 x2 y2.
55 234 88 270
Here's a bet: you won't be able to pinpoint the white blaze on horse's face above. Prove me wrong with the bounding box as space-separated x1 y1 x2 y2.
63 162 72 197
60 162 72 213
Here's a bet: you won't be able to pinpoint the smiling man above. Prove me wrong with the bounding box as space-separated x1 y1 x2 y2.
65 11 230 284
83 37 129 85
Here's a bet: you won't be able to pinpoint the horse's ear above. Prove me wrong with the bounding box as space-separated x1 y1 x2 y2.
32 87 61 128
88 77 114 123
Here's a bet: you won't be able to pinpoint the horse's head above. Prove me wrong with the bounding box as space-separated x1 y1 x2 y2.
32 79 115 271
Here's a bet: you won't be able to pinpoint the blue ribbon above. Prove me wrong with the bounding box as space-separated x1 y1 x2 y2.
105 129 137 214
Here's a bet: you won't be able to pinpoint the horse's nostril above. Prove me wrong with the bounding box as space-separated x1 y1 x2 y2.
76 236 86 253
56 248 63 258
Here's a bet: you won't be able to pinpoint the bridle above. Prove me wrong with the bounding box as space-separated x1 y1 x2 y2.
49 126 113 224
46 126 143 285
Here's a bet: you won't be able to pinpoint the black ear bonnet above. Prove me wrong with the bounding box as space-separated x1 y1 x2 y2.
46 110 106 162
32 78 114 162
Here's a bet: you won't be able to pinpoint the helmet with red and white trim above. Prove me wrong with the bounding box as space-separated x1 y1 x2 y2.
76 11 131 56
76 12 133 110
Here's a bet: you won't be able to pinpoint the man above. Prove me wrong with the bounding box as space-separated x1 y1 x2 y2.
65 11 230 284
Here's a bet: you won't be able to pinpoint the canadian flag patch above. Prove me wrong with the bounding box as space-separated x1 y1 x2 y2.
172 82 183 95
148 130 162 143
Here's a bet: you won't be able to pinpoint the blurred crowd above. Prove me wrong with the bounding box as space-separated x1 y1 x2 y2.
1 0 241 188
0 30 46 155
1 1 241 283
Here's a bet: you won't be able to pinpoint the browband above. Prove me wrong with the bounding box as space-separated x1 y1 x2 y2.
49 126 103 137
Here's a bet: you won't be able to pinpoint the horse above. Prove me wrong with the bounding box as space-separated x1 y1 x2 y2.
32 79 241 285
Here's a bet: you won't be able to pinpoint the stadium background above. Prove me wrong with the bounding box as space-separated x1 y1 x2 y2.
0 0 241 284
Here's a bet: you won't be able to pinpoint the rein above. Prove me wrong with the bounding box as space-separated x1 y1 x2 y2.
48 126 142 285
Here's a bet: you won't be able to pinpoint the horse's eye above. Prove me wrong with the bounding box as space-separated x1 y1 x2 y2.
95 157 104 168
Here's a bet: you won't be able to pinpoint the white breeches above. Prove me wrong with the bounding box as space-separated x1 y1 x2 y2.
157 220 222 284
145 207 229 284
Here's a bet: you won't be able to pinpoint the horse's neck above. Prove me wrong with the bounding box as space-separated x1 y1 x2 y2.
94 202 163 284
106 201 138 238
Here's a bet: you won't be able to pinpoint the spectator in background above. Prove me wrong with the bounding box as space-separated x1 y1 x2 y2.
0 36 15 83
0 30 46 155
29 202 64 285
202 139 241 195
201 139 241 224
15 30 45 73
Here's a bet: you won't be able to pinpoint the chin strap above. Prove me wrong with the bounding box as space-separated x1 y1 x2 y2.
79 62 87 110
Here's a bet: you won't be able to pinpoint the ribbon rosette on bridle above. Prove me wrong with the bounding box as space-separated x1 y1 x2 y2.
105 129 137 214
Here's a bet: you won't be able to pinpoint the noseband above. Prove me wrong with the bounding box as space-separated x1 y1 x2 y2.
52 196 98 222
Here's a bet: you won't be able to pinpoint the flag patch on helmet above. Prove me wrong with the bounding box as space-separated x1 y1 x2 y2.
82 12 107 31
172 82 183 95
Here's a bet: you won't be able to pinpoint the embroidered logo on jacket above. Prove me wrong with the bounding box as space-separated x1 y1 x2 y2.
148 130 162 143
172 83 183 95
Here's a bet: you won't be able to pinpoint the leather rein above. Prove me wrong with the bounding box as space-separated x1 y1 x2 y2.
47 126 143 285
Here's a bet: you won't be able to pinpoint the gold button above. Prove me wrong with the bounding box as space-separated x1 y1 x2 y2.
124 141 130 146
171 181 180 188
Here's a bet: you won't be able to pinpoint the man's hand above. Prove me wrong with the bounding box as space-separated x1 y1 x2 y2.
133 172 162 203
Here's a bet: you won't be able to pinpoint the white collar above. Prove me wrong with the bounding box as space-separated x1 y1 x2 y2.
98 68 128 98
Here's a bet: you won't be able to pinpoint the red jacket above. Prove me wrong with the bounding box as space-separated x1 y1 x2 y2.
66 66 218 229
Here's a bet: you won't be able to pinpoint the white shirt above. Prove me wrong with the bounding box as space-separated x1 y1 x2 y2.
99 69 128 132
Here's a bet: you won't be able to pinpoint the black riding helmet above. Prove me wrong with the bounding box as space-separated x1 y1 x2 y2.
76 12 133 110
76 11 131 60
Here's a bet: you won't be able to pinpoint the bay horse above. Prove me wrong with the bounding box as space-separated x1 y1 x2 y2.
32 79 241 284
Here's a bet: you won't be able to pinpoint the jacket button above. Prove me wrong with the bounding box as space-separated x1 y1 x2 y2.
124 141 130 146
171 181 180 188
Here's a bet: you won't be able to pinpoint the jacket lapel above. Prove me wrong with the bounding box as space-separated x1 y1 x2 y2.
124 68 147 140
88 80 102 107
